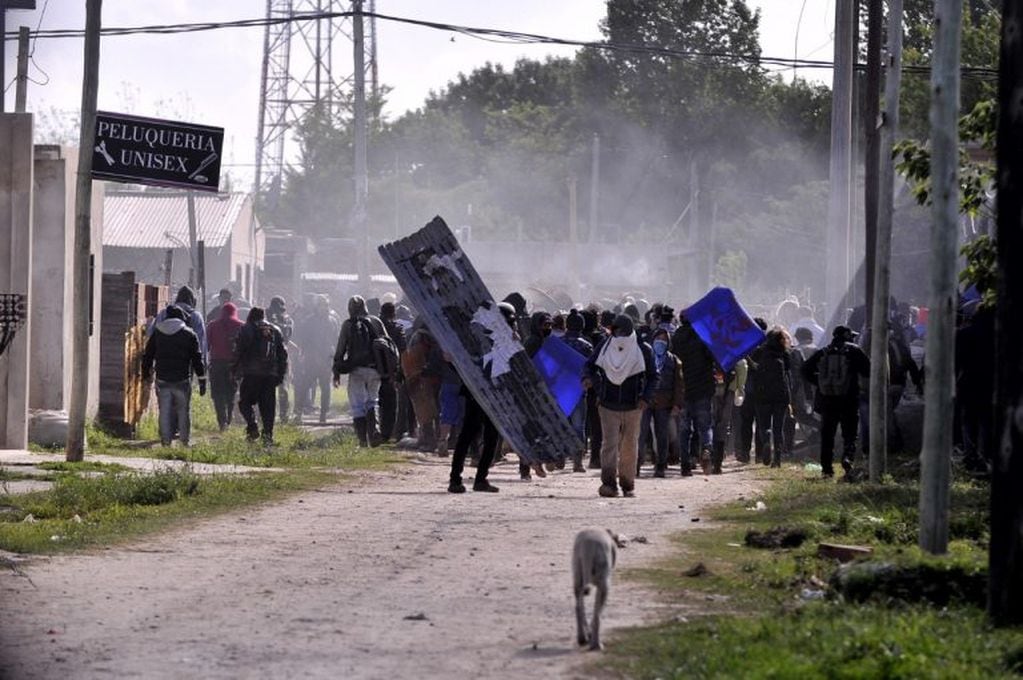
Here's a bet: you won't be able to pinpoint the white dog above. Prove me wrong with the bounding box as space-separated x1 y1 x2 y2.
572 528 622 651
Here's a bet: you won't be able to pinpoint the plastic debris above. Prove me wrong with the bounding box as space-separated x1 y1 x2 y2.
22 514 36 524
800 588 827 601
804 462 823 472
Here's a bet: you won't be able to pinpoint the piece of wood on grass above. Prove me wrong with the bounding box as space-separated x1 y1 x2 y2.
818 543 874 563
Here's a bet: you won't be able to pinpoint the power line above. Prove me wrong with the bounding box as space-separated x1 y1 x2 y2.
1 10 1000 80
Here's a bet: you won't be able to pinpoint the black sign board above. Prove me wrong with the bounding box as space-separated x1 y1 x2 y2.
91 111 224 192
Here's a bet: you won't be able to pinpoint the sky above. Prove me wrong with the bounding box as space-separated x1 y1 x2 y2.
1 1 835 187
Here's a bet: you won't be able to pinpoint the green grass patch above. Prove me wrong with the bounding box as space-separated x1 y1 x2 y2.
1 425 396 555
600 462 1022 679
36 460 131 474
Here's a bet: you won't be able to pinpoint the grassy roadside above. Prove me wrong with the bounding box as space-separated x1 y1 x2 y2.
599 464 1023 679
2 394 398 556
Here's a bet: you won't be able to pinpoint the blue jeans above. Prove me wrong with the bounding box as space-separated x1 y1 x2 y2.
347 366 381 418
679 397 713 469
157 379 191 445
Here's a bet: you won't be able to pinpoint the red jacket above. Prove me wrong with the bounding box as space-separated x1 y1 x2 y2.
206 302 244 363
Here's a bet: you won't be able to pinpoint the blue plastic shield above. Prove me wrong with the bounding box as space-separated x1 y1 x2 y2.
532 336 587 417
684 287 765 372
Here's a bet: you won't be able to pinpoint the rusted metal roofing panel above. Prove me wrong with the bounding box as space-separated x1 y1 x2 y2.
102 191 249 249
379 216 579 465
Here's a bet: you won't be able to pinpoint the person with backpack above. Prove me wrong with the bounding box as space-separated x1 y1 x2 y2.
234 306 288 445
802 325 871 477
267 296 295 423
205 301 244 431
142 305 206 447
671 313 717 475
332 295 391 447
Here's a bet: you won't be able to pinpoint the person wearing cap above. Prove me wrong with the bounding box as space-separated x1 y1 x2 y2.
801 326 870 477
142 305 206 447
584 314 656 497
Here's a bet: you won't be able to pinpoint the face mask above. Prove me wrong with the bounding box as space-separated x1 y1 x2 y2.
653 339 668 355
552 330 565 338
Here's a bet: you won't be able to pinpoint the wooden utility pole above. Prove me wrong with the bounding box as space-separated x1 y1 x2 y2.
919 0 961 554
14 25 29 112
352 0 369 289
66 0 102 461
825 0 856 327
989 0 1023 627
868 0 905 484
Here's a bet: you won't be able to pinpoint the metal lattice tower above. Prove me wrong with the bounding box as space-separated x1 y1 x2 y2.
254 0 378 210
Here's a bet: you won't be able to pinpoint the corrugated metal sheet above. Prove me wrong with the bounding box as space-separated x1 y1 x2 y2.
103 191 249 249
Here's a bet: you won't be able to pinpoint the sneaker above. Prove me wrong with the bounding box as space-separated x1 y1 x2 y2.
598 484 619 498
533 464 547 478
622 489 635 498
841 456 853 474
700 451 712 475
680 467 693 477
822 468 835 478
711 465 723 475
520 472 532 481
573 463 586 473
653 468 666 478
448 481 467 493
472 481 499 493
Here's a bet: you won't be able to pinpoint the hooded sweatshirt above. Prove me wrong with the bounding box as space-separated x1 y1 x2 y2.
333 295 389 374
147 285 208 361
142 310 205 383
523 311 552 358
206 302 244 363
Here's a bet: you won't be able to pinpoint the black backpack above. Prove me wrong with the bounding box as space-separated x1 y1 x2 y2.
817 345 852 397
254 322 281 375
345 317 376 368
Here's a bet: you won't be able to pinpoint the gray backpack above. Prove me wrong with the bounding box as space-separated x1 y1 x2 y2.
817 345 852 397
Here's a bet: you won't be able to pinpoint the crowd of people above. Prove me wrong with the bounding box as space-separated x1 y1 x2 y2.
143 283 978 495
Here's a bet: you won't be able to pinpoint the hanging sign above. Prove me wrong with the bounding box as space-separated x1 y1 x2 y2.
91 111 224 192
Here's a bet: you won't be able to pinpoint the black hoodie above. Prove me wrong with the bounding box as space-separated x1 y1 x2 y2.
142 312 205 383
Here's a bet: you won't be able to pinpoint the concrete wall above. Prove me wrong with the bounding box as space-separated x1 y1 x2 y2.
30 146 74 411
0 114 35 448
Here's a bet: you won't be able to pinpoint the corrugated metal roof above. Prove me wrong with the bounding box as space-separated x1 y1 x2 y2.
103 191 250 249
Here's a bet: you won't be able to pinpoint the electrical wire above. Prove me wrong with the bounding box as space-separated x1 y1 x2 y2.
0 9 1000 80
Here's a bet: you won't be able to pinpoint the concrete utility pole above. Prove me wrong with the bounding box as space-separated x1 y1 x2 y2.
14 25 29 112
352 0 369 287
66 0 102 461
588 133 600 243
989 0 1023 627
0 0 36 112
186 192 199 289
919 0 961 554
825 0 856 327
863 0 883 325
868 0 904 484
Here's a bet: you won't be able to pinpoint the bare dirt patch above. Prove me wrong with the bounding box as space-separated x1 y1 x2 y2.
0 453 763 679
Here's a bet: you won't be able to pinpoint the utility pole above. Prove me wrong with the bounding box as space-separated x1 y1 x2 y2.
352 0 369 289
186 192 199 289
568 175 579 297
989 0 1023 627
825 0 855 327
588 133 600 243
863 0 883 325
0 1 36 113
66 0 102 462
868 0 904 484
689 158 701 298
919 0 961 554
14 25 29 112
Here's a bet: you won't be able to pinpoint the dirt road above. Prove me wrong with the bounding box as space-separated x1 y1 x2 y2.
1 454 762 679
